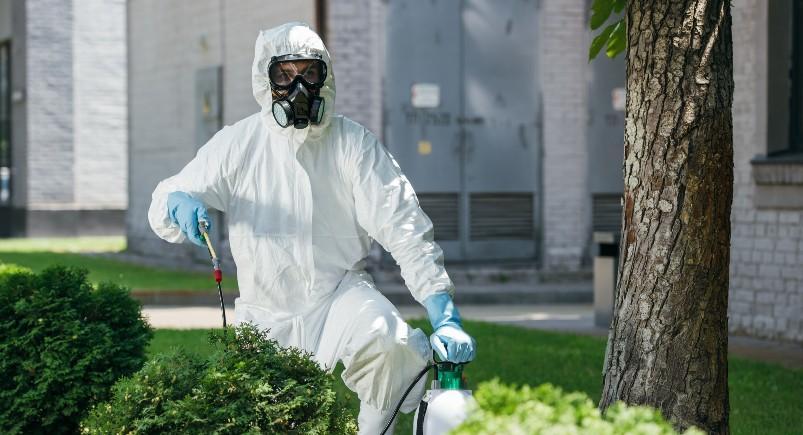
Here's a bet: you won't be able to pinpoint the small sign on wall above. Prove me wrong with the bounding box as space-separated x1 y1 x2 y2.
418 140 432 155
411 83 440 108
612 87 626 111
195 66 222 148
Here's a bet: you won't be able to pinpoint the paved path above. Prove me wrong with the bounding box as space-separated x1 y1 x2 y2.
143 304 803 369
143 304 596 332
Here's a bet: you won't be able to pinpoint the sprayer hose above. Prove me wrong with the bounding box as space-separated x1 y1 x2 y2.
217 282 227 328
380 363 434 435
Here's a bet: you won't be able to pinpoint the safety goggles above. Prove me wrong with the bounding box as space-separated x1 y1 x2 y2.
268 54 328 89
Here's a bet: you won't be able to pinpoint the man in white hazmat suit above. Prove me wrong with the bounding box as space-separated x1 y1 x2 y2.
149 22 476 433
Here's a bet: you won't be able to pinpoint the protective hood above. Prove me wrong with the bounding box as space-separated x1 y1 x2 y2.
252 22 335 135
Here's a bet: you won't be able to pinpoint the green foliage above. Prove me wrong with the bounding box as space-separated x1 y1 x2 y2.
589 0 627 60
0 263 32 277
0 266 153 434
451 380 704 435
83 324 358 434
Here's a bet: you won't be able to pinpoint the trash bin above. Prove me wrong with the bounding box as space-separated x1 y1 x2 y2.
593 231 619 328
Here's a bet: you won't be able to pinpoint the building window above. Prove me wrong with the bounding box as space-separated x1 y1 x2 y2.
767 0 803 157
787 0 803 155
751 1 803 209
0 41 10 206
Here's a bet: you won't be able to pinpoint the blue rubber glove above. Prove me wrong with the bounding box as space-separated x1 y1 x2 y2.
167 191 211 247
422 292 476 363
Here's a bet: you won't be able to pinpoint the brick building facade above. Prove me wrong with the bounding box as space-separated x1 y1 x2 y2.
0 0 127 236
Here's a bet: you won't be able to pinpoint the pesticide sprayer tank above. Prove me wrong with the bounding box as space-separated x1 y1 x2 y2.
413 362 473 435
413 388 473 435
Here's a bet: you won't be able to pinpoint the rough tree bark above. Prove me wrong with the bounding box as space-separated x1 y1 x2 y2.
599 1 733 433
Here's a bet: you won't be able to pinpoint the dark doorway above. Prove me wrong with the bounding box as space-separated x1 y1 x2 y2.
0 40 14 236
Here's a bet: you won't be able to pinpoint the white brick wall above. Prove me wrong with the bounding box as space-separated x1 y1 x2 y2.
540 0 590 270
126 0 316 256
730 0 803 342
25 0 74 205
326 0 384 136
73 0 127 209
18 0 127 212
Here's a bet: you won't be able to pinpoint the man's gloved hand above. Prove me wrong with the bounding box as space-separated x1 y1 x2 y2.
422 292 476 363
167 191 211 247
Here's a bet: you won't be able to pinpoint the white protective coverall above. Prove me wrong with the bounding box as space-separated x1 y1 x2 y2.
148 22 455 433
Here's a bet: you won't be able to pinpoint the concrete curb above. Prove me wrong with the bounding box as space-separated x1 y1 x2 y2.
131 290 238 307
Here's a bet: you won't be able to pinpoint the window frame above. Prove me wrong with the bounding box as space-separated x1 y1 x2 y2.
786 0 803 156
0 39 12 207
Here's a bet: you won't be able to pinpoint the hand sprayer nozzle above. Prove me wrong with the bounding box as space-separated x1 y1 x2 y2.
197 219 226 328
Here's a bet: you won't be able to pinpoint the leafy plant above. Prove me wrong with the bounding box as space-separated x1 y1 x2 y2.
82 324 358 434
589 0 627 60
0 265 153 434
451 380 703 434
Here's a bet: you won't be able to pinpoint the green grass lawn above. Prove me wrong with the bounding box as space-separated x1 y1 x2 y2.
148 321 803 435
0 237 237 292
0 236 126 253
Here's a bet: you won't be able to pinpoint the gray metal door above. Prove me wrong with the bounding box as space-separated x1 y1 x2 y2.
385 0 541 262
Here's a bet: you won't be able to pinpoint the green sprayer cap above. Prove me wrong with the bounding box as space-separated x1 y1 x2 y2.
436 362 464 390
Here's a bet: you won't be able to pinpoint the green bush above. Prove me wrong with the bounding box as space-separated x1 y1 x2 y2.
82 324 357 434
0 265 153 434
451 380 704 435
0 263 31 277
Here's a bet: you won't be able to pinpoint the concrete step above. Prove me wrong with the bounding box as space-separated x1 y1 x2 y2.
378 282 592 306
369 265 592 285
131 281 592 307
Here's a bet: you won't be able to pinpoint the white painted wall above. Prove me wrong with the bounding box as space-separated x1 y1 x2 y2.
126 0 317 255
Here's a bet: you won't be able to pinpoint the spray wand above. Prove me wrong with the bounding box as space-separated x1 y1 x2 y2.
199 220 227 328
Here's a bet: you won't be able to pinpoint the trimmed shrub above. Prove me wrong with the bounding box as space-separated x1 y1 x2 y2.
0 263 31 277
451 380 704 435
82 324 358 434
0 265 153 434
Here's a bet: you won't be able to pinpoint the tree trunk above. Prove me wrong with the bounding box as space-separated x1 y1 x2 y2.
599 1 733 433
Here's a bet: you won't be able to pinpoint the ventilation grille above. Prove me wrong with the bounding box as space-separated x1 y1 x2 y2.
470 193 534 240
418 193 459 241
592 194 623 234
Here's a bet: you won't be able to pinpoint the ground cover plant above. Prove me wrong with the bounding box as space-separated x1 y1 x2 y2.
148 322 803 435
83 324 357 434
0 265 152 434
452 380 703 434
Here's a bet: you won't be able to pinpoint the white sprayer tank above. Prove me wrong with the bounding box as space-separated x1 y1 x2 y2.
413 388 474 435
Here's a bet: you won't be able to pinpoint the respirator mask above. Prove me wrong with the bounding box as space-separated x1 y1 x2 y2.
268 53 327 129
